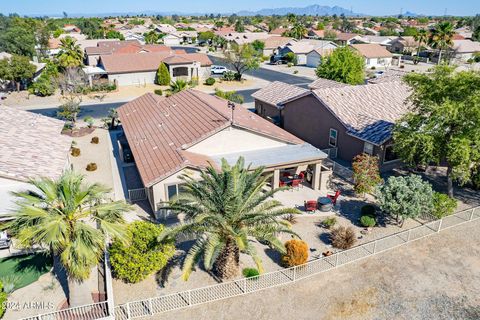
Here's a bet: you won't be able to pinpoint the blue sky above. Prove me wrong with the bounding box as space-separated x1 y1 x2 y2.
0 0 478 16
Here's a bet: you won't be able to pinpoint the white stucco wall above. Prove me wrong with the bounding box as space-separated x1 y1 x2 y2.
295 54 307 65
108 71 157 86
0 177 30 217
164 37 181 46
187 127 288 156
365 57 392 68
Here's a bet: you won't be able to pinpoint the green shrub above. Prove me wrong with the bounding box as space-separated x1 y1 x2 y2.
242 268 260 278
71 147 81 157
322 217 337 229
0 280 6 318
222 71 236 81
189 76 199 87
86 163 97 171
109 221 175 283
91 136 99 144
156 62 171 85
30 74 56 96
293 70 299 74
281 239 309 267
154 89 163 96
205 77 216 85
214 88 244 104
361 205 376 218
84 116 94 128
284 52 295 63
371 66 376 70
432 192 457 219
287 62 293 67
360 215 376 227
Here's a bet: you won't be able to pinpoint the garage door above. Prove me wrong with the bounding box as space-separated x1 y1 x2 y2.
307 55 320 68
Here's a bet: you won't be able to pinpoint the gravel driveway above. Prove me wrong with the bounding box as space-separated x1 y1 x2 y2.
161 219 480 320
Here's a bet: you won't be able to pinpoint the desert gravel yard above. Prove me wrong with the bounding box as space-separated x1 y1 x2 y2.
162 219 480 320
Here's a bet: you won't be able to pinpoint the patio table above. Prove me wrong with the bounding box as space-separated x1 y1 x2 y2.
318 197 333 212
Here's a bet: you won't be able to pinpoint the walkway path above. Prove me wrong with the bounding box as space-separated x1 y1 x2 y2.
161 219 480 320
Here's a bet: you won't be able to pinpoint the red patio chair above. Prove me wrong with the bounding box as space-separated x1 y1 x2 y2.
279 180 286 187
298 172 305 181
282 171 290 177
327 190 341 205
304 200 317 212
291 179 302 190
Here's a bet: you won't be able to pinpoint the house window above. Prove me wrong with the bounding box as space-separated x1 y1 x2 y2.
378 58 385 65
329 128 338 147
363 142 374 155
166 183 185 200
384 144 399 163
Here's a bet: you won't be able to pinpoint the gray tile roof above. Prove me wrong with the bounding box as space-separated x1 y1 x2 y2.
367 69 408 84
308 78 350 90
0 106 71 181
313 82 412 145
252 81 309 106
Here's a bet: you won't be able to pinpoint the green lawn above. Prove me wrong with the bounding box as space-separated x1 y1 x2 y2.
0 253 53 290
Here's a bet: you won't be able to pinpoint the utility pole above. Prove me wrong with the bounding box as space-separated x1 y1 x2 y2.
228 101 235 126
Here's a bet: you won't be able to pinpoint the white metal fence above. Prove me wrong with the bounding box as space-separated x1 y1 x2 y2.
114 206 480 320
323 158 354 183
321 147 338 159
20 301 110 320
128 188 147 202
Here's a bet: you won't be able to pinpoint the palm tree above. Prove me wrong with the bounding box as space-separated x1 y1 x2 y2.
169 79 188 93
288 23 307 40
4 171 131 307
428 22 454 64
159 158 300 281
57 36 84 69
413 29 428 64
144 31 160 44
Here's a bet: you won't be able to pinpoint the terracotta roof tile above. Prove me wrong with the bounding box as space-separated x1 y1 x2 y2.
351 43 393 58
118 90 303 187
0 107 71 181
252 81 309 106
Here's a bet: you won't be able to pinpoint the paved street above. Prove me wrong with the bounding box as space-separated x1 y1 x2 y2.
208 55 313 86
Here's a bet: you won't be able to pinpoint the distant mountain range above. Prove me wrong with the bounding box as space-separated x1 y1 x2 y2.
237 5 364 17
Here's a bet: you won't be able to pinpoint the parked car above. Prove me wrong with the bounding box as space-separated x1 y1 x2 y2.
0 231 11 249
211 65 228 75
270 55 288 65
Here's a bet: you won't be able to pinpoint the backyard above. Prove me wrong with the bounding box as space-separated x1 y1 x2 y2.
0 253 52 291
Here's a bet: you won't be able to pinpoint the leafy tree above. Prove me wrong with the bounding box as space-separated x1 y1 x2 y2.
109 221 175 283
0 19 36 57
30 74 56 96
323 30 337 40
376 175 434 226
0 55 36 92
159 157 299 280
57 37 84 69
214 88 244 104
169 79 188 93
105 30 125 40
198 31 215 42
315 46 365 85
432 192 457 219
352 153 383 196
428 21 454 64
223 43 260 80
144 30 159 44
234 20 244 32
251 40 265 53
316 22 325 30
4 171 131 306
402 26 418 37
393 66 480 197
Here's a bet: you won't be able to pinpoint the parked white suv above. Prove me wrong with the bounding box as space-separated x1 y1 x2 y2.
211 65 228 75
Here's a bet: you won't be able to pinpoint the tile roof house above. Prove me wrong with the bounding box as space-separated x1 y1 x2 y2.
262 36 295 56
387 36 421 54
452 40 480 61
117 90 329 213
252 81 412 171
351 43 394 68
94 51 212 86
278 40 337 66
0 107 71 217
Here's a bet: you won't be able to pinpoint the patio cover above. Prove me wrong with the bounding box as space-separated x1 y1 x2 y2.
211 143 327 169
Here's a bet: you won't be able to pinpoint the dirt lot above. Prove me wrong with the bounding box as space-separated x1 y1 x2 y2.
154 218 480 320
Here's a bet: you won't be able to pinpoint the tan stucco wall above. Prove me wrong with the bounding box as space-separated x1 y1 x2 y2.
187 127 288 156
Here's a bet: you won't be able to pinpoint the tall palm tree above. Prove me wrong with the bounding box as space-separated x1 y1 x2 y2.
169 79 188 93
413 29 428 64
57 36 84 69
428 22 454 65
289 23 308 40
159 158 300 281
4 171 131 307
